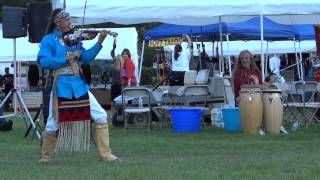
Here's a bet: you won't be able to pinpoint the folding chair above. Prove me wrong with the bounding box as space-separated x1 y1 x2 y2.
294 81 320 127
273 82 298 128
177 85 209 128
223 77 235 106
122 87 152 130
152 88 172 128
281 69 295 82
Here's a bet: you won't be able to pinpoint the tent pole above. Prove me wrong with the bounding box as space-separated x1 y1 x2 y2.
212 39 215 75
219 16 224 75
226 34 232 77
265 41 269 77
138 40 145 86
13 38 17 114
260 15 265 82
293 38 301 80
299 41 304 81
195 36 200 70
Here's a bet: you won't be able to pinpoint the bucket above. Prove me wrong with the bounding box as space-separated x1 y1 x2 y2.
168 108 204 133
222 107 241 132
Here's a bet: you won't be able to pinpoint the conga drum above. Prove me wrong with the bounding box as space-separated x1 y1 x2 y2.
262 89 283 134
239 87 263 134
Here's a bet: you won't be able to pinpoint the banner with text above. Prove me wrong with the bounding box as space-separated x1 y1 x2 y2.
148 37 182 47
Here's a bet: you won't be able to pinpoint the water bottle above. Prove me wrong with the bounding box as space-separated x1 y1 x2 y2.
138 97 143 108
291 120 300 130
211 108 223 128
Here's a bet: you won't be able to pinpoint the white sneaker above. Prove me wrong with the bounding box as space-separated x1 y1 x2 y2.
280 126 288 134
259 129 266 136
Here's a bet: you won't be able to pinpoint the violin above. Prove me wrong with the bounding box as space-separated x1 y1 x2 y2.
63 28 118 46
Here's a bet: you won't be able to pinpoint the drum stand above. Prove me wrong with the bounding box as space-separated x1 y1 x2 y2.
0 38 41 139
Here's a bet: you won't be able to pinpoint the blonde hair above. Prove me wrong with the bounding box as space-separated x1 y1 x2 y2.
115 55 124 71
233 50 260 74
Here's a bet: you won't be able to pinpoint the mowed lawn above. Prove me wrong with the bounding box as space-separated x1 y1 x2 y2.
1 115 320 180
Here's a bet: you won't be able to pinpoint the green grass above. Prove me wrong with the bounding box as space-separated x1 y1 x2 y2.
1 115 320 180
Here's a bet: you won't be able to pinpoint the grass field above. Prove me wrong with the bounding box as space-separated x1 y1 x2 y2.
1 115 320 180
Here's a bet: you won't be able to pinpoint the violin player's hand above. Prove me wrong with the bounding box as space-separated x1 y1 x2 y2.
87 32 97 40
98 30 108 45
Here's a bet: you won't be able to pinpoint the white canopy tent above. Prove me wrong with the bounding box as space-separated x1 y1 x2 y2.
0 24 39 75
0 24 138 61
82 28 138 61
54 0 320 82
54 0 320 25
0 24 39 63
164 40 316 56
0 23 138 75
81 27 139 77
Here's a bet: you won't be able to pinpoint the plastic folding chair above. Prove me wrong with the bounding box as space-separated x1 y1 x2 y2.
122 87 152 130
294 81 320 127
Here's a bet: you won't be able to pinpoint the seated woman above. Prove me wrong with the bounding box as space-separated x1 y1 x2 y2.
233 50 262 106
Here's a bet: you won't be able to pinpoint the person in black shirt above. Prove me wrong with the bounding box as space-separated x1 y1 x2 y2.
3 67 13 111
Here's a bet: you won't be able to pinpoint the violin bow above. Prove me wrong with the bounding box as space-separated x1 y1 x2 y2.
76 0 88 50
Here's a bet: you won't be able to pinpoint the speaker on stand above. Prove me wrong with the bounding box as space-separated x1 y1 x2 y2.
27 2 52 43
1 6 40 139
2 6 27 38
26 2 52 130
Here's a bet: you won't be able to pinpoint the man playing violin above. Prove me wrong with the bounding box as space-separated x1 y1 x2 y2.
37 8 119 162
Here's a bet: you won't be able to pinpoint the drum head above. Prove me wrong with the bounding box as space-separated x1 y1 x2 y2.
240 87 261 93
240 84 262 92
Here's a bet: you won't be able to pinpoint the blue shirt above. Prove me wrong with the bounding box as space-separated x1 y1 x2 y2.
37 29 102 99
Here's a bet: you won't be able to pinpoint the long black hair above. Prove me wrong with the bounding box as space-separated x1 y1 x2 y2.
121 48 131 58
174 44 182 60
45 8 64 34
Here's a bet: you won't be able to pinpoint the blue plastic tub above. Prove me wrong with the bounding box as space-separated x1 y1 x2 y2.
222 107 241 132
168 108 204 133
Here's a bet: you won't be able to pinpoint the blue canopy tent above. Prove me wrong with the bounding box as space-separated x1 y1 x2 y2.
292 24 315 40
144 17 315 41
225 16 296 40
144 23 221 40
142 17 315 79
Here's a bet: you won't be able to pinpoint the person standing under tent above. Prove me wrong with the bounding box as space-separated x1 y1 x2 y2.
153 50 171 85
3 67 14 111
27 64 40 91
269 54 280 73
37 8 119 162
121 48 137 87
269 54 285 82
233 50 262 106
109 39 125 126
170 34 192 86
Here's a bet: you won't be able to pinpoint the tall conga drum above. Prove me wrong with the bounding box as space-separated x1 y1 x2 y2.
262 89 283 134
239 87 263 134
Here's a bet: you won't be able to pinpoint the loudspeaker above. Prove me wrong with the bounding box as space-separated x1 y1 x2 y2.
27 2 52 43
2 6 27 38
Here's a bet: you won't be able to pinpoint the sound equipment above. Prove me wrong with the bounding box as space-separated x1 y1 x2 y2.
27 2 52 43
2 6 27 38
